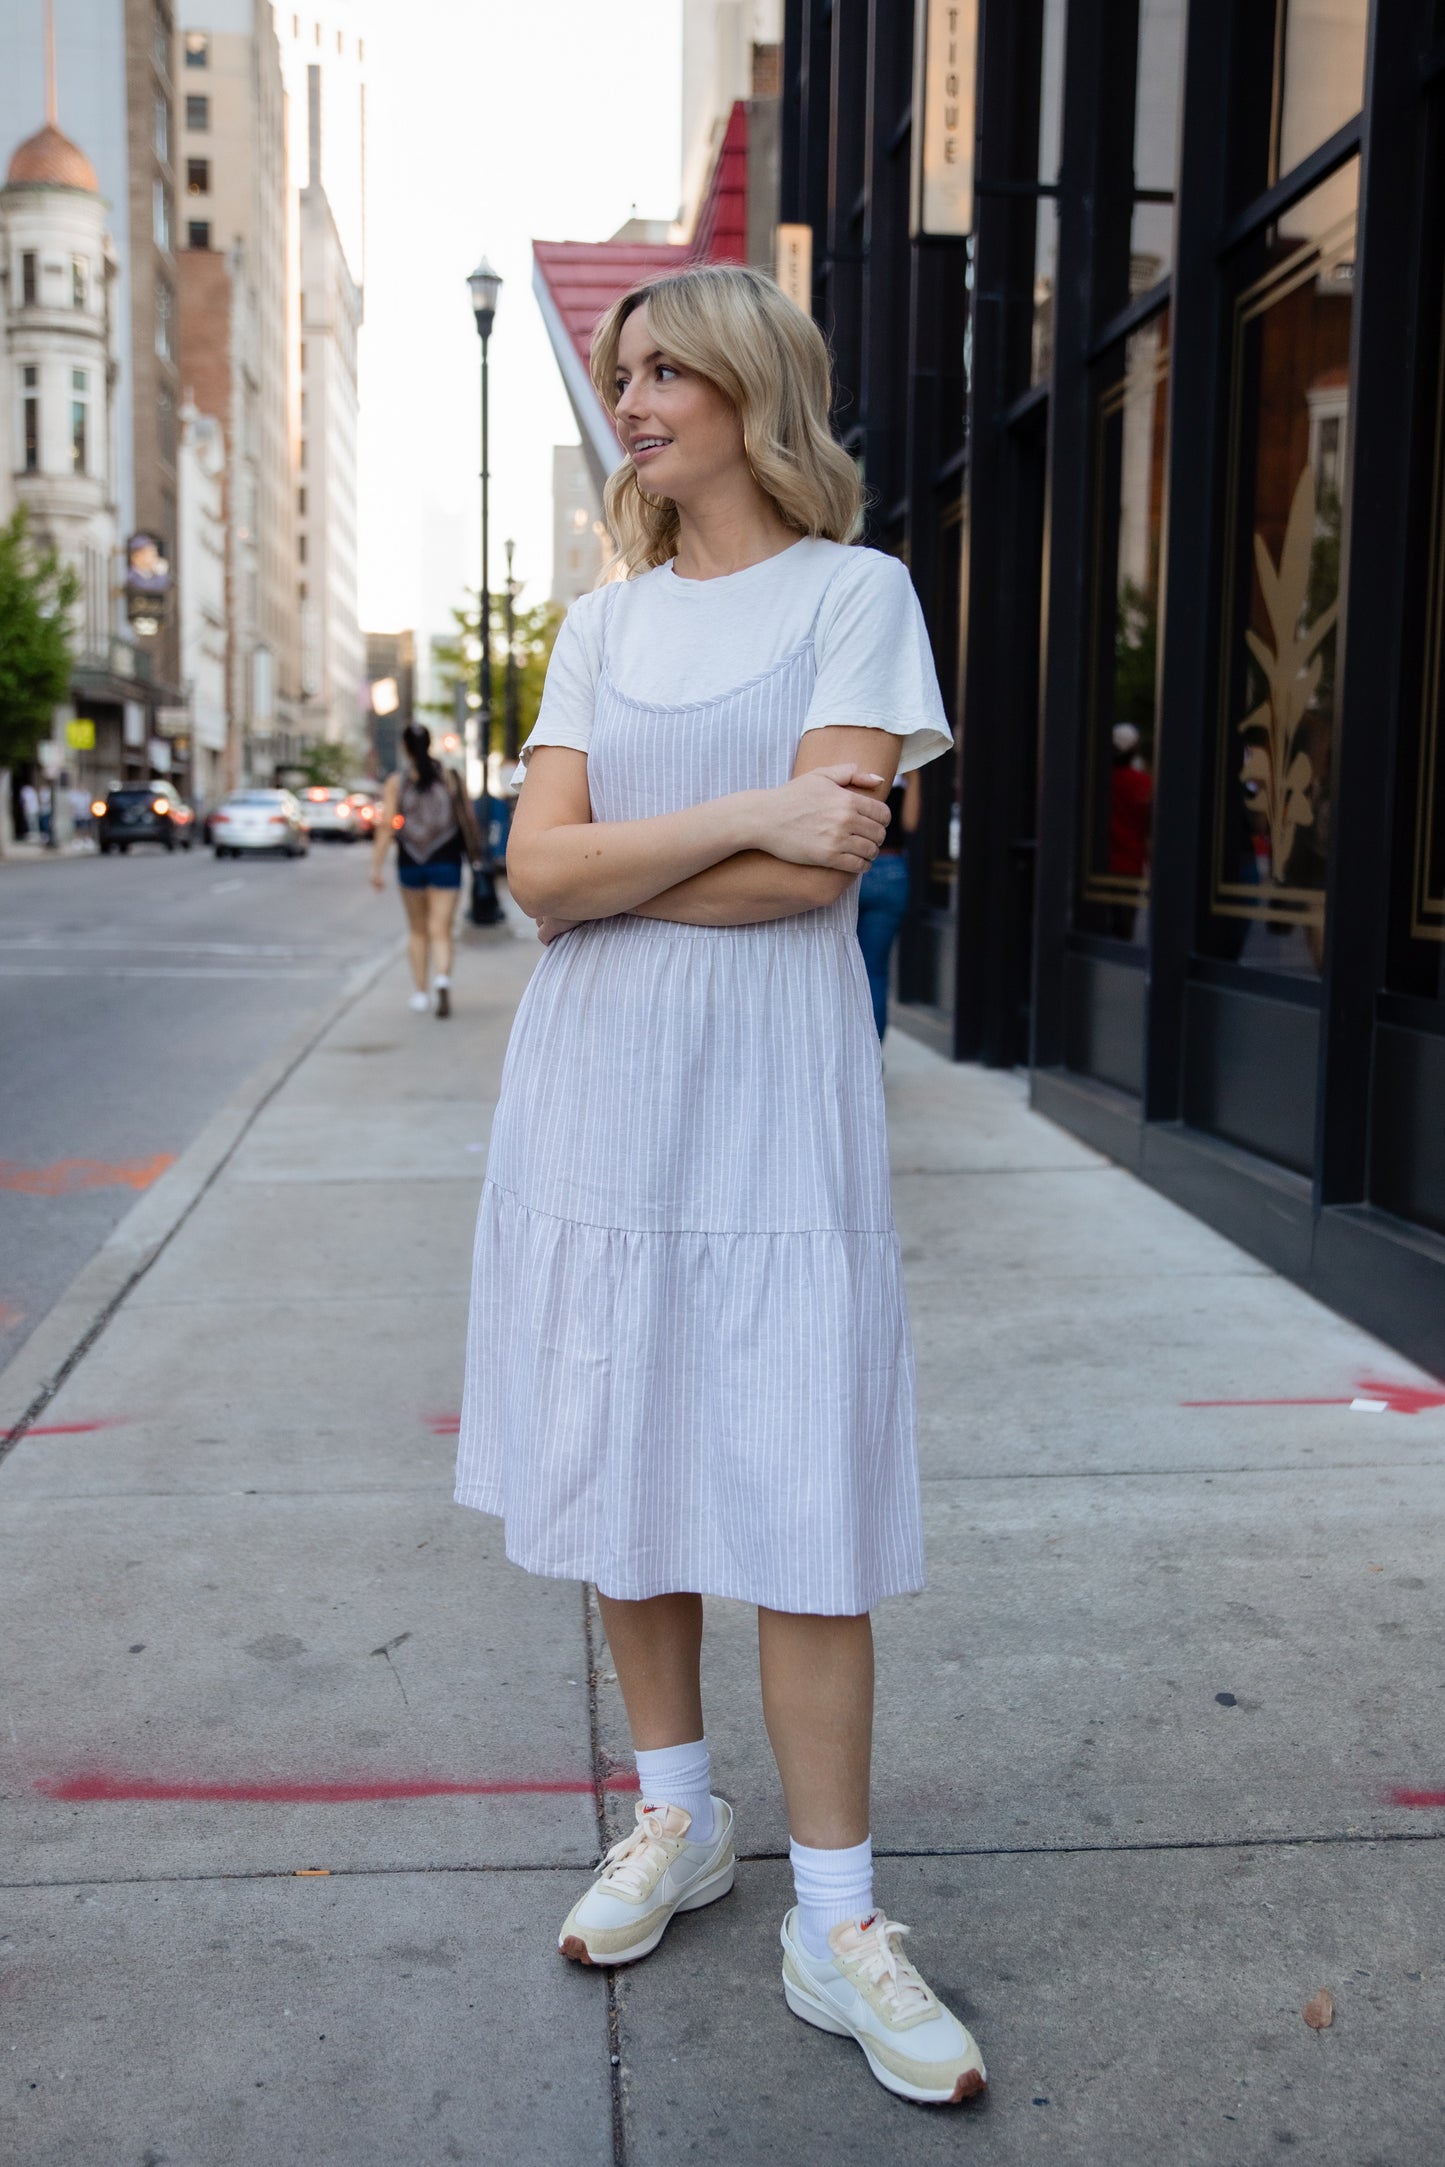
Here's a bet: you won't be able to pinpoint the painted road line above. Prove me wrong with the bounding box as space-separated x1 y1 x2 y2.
36 1771 641 1804
1182 1378 1445 1415
1387 1788 1445 1809
0 1154 175 1196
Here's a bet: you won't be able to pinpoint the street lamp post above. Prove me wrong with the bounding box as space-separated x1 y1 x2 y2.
503 537 520 762
466 255 502 773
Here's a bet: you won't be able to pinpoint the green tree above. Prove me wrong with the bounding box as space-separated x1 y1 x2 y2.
0 511 80 848
296 740 353 787
425 588 564 753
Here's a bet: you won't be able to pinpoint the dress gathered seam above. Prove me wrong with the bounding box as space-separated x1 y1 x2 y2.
483 1180 897 1243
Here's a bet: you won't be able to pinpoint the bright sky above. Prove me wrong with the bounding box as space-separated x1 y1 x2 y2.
357 0 683 676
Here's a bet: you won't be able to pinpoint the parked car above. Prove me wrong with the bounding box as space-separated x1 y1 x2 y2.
210 789 310 858
94 780 196 854
300 785 361 841
346 788 381 838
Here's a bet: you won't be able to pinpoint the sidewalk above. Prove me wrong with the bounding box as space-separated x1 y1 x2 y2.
2 918 1442 2165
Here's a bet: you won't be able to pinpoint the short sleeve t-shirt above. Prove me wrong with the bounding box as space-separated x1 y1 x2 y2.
523 537 953 776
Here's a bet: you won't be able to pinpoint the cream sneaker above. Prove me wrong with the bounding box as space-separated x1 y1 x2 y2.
559 1798 735 1966
781 1908 987 2105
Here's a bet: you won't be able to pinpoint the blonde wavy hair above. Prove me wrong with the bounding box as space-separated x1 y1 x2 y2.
589 264 862 580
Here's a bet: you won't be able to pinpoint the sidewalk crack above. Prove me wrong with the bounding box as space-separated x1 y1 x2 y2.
583 1582 628 2167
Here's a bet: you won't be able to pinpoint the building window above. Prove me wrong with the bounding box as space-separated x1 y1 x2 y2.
298 533 307 564
1205 163 1357 978
156 280 175 359
1130 0 1186 295
186 93 209 130
155 94 169 162
72 255 87 308
22 364 40 472
1272 0 1368 184
187 157 209 194
153 178 172 251
298 486 307 515
1032 0 1066 386
153 1 170 76
184 30 209 66
1077 310 1170 943
188 219 211 249
299 436 307 468
21 251 37 306
71 368 89 474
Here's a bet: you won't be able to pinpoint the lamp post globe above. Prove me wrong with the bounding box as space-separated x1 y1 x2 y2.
467 255 502 339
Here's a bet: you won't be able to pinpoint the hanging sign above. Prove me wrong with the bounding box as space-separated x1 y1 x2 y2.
911 0 978 238
775 223 813 311
66 718 96 750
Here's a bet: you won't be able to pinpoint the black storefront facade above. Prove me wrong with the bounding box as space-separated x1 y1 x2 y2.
781 0 1445 1375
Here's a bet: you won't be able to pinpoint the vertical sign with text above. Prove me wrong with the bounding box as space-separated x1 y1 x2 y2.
775 223 814 312
910 0 978 238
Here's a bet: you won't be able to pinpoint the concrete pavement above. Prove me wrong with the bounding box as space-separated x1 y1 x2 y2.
2 912 1443 2165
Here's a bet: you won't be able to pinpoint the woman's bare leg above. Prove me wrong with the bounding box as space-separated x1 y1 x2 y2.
400 887 429 990
595 1591 705 1749
757 1608 873 1847
426 884 457 980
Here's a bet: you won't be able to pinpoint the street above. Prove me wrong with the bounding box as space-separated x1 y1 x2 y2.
2 924 1442 2164
0 843 396 1375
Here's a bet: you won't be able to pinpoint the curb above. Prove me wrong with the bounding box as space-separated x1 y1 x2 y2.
0 934 405 1458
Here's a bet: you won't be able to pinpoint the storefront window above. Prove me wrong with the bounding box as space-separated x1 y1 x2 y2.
1130 0 1185 292
1204 164 1356 977
1273 0 1369 182
1390 222 1445 1003
1078 309 1169 944
1032 0 1066 385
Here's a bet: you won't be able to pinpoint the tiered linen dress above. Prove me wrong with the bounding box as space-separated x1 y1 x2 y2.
455 540 950 1614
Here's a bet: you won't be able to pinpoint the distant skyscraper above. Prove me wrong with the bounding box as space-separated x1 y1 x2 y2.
175 0 299 779
279 3 365 284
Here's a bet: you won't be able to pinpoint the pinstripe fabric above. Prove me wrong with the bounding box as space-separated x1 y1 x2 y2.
454 587 926 1614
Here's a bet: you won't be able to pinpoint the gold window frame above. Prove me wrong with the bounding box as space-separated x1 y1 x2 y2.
1210 200 1357 928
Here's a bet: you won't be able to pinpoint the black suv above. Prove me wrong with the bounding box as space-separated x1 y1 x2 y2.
95 781 196 853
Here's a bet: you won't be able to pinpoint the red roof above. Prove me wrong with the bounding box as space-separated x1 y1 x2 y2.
532 101 752 391
689 103 748 267
532 238 685 385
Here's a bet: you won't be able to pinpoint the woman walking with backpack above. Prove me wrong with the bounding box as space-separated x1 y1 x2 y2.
370 722 482 1017
454 266 986 2107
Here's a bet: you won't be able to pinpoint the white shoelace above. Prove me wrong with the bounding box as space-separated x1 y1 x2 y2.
845 1917 934 2021
596 1811 678 1899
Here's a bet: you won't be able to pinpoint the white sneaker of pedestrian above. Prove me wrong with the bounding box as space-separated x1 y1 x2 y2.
780 1908 987 2105
558 1799 735 1966
408 989 430 1013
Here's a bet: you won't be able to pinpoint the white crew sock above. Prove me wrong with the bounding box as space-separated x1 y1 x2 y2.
790 1834 874 1958
633 1738 715 1844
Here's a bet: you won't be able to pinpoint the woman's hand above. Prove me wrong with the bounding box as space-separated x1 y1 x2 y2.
746 764 891 873
536 914 581 945
369 864 386 892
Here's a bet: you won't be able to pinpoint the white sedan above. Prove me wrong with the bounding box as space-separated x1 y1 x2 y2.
300 785 361 840
211 789 311 858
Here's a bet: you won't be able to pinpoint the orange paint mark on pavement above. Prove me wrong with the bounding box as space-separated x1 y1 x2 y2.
0 1302 24 1330
0 1153 175 1197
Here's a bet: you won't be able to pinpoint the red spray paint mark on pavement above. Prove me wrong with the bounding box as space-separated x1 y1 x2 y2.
424 1412 461 1435
0 1152 175 1196
26 1417 128 1437
1182 1377 1445 1415
1385 1787 1445 1810
37 1770 641 1805
0 1302 24 1331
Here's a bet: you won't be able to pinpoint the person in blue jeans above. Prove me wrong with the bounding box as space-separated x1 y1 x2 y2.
855 770 921 1037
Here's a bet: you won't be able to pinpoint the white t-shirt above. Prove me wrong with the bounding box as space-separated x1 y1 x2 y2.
524 537 953 776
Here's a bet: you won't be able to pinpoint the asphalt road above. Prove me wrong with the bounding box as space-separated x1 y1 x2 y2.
0 837 402 1376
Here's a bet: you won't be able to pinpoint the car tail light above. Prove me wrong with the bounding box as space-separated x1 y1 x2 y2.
306 787 327 801
90 800 106 817
268 814 289 825
212 811 229 823
153 797 168 814
392 813 404 830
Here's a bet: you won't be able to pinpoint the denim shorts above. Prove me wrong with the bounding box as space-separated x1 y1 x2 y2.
397 859 463 891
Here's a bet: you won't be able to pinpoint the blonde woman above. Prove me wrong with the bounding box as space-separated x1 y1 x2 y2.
454 267 985 2106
